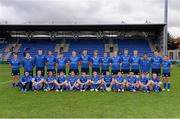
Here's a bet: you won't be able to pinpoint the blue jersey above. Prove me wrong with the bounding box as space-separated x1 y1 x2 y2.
56 76 66 83
10 58 21 70
126 77 137 84
111 56 121 70
34 55 45 68
139 77 149 85
115 76 125 83
91 76 101 83
33 76 44 82
69 56 80 69
151 77 160 83
79 76 89 83
19 76 32 83
162 60 172 73
67 76 78 85
80 55 91 68
130 56 141 70
45 76 55 82
22 57 34 72
56 57 67 70
45 55 56 70
103 76 112 83
151 56 162 69
121 55 131 70
91 56 101 68
140 59 151 73
101 57 111 70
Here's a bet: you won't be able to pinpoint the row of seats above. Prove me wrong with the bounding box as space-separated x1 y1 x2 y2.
6 38 153 59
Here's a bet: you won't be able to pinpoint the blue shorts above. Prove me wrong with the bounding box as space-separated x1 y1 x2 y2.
81 68 89 74
163 72 170 77
152 69 161 76
121 69 130 74
12 69 20 76
131 69 140 75
112 70 120 75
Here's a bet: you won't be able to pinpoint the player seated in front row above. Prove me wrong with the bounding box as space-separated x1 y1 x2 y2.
18 72 32 93
67 71 79 91
149 73 162 93
31 70 44 91
77 72 90 92
54 71 67 92
114 72 125 92
89 71 102 92
101 71 116 92
44 71 56 91
125 72 139 92
138 73 151 93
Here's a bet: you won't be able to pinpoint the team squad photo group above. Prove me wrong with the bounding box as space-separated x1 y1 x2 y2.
9 48 172 93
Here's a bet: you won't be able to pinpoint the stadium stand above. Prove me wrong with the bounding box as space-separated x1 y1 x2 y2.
5 38 153 60
17 39 57 58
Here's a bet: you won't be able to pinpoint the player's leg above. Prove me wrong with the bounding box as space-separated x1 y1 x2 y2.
60 83 67 92
24 82 31 92
36 82 43 91
18 82 24 92
43 82 49 91
110 79 116 91
49 83 54 91
54 81 60 92
162 74 167 91
12 70 20 87
127 84 136 92
167 76 171 91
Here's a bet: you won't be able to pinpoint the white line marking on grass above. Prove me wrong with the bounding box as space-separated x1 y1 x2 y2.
0 80 11 85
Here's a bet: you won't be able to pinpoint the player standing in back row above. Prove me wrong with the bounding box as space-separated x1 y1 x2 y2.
10 53 21 87
162 55 172 91
151 50 162 77
80 49 91 75
130 50 141 77
34 49 45 76
121 49 131 75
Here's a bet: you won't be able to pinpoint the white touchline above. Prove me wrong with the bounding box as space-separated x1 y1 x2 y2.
0 80 11 85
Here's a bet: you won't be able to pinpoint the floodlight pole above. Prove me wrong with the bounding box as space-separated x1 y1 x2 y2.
163 0 168 55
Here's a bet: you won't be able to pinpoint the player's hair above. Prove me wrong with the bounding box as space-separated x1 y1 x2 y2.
13 52 18 56
143 53 148 56
154 50 159 53
59 52 63 55
25 52 30 55
72 49 76 52
93 71 97 73
48 50 52 53
38 48 42 51
124 48 128 51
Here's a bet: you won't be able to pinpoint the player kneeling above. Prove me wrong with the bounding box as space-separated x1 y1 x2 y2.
44 71 56 91
77 72 90 92
149 73 162 93
114 72 125 93
89 71 101 92
18 72 32 93
101 71 115 92
125 72 139 92
32 70 44 91
138 73 151 93
54 72 67 92
67 71 79 91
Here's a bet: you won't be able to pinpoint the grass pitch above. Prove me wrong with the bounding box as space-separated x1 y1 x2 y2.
0 64 180 118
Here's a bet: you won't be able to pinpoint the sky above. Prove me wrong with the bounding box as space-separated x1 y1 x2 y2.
0 0 179 38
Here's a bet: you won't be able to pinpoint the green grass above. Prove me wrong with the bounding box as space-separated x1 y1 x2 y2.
0 64 180 118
